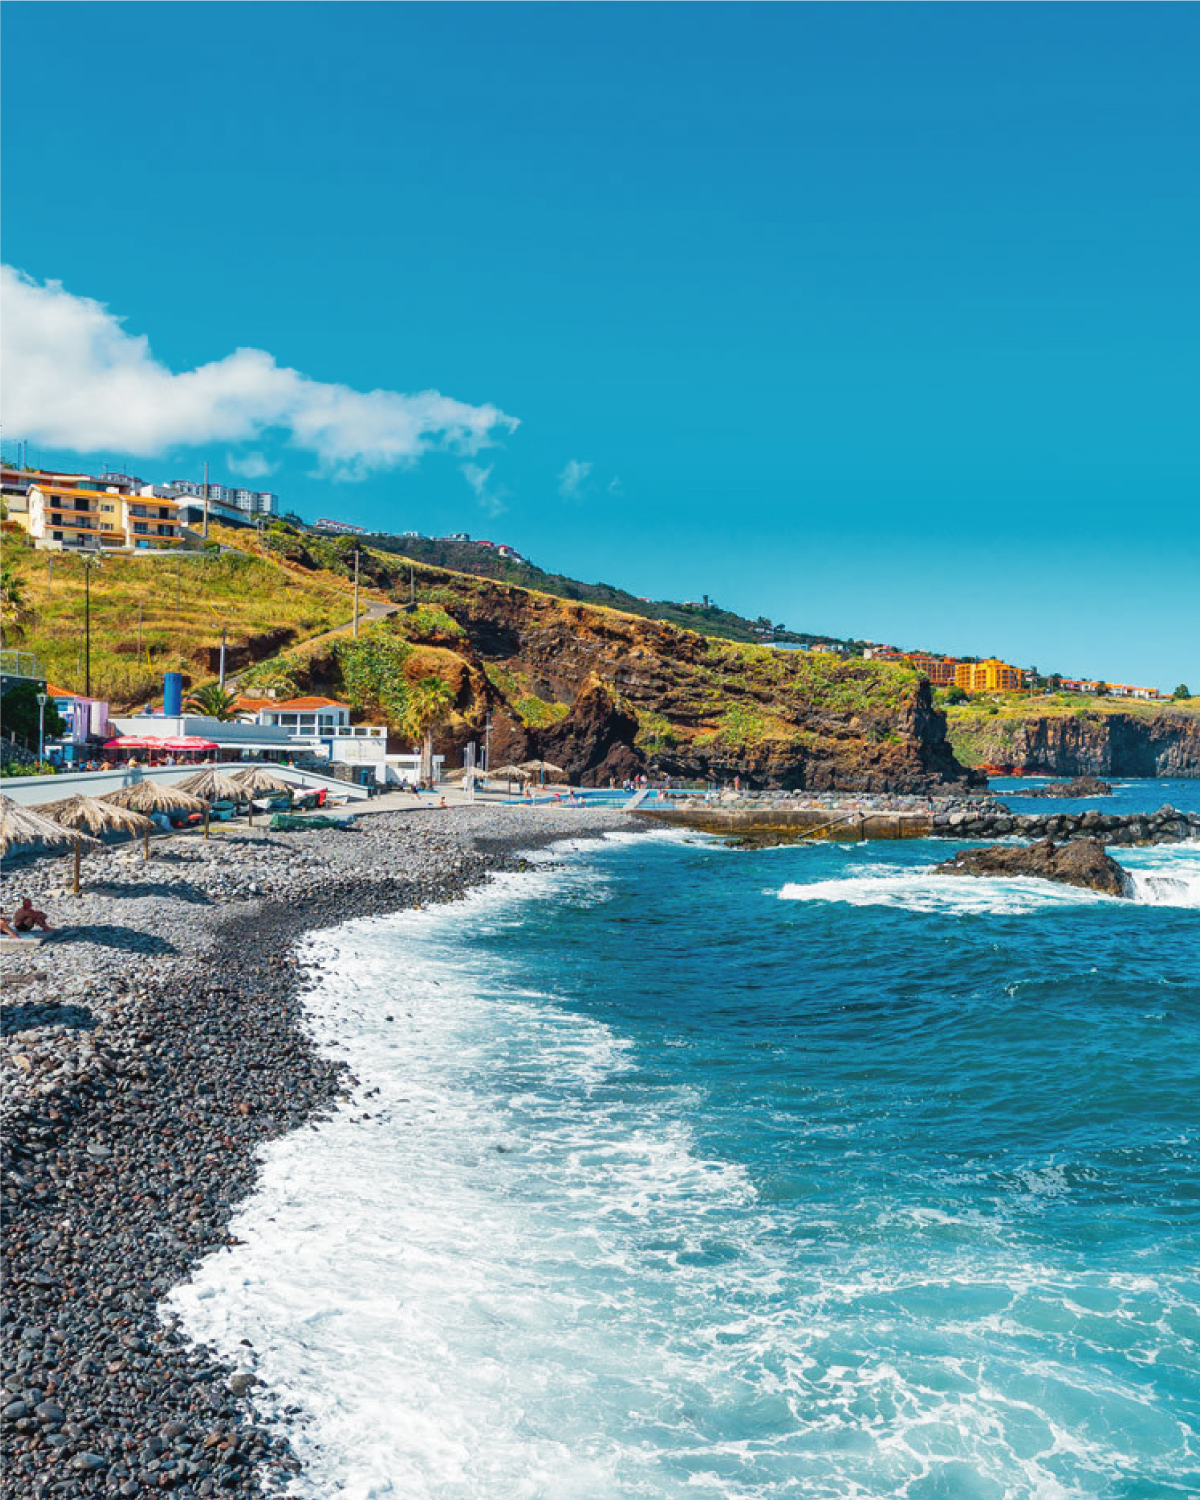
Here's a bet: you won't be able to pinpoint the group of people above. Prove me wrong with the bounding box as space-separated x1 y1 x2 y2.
0 898 54 940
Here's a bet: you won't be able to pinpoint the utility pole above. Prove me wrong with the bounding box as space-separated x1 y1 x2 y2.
202 460 210 540
84 557 95 697
352 548 361 638
219 624 227 688
176 555 182 618
36 692 47 766
137 603 143 660
484 712 491 773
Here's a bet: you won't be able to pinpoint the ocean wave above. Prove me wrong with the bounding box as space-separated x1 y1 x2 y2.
167 836 1200 1499
776 850 1200 914
776 869 1111 915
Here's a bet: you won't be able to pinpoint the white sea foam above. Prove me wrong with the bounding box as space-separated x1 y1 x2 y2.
168 846 1197 1499
776 869 1109 915
777 846 1200 914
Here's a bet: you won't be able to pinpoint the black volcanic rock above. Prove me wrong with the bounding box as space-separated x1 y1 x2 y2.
936 838 1134 897
1019 776 1113 798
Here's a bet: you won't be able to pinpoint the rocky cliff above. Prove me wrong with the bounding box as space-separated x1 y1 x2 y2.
272 561 977 791
946 708 1200 779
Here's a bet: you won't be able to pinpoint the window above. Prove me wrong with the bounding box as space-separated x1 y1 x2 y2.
133 522 148 534
102 504 114 513
53 530 63 540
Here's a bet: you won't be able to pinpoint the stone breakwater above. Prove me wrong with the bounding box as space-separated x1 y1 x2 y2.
0 805 633 1500
641 794 1200 847
930 801 1200 846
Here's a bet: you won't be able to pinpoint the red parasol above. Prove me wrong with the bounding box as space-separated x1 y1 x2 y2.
104 735 166 750
162 736 220 752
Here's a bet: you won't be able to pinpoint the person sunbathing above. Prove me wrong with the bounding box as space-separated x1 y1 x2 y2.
12 898 54 933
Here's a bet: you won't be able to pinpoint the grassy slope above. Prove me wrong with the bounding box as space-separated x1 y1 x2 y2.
359 532 851 648
944 692 1200 766
1 530 357 704
4 523 920 763
226 529 922 748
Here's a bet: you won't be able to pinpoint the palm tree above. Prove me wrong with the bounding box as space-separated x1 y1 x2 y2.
0 565 28 644
404 676 454 786
184 682 240 720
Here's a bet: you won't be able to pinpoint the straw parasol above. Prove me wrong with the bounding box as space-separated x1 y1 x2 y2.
231 767 295 796
38 795 155 895
175 768 247 802
103 781 209 858
488 763 532 782
520 759 567 784
0 794 100 859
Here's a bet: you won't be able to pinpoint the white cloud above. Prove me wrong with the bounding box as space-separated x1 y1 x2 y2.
557 459 592 500
460 461 506 516
226 450 276 480
1 266 518 480
608 477 624 497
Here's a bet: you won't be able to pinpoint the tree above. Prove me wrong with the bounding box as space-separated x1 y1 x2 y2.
942 684 968 705
1093 681 1109 697
1174 684 1191 700
0 682 66 752
404 676 454 785
0 565 29 643
184 683 241 721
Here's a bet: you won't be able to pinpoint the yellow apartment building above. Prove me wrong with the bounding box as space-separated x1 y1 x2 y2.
22 484 183 552
955 658 1022 693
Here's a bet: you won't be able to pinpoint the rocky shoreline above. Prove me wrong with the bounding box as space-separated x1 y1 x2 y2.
1 805 634 1500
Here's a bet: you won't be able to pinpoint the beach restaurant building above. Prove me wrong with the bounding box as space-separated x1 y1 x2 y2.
233 696 444 785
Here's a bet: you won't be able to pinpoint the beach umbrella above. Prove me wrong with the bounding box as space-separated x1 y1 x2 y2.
231 766 296 824
487 763 532 787
175 768 247 801
38 795 155 895
231 767 295 796
175 767 252 833
0 794 100 860
521 759 567 785
103 781 209 858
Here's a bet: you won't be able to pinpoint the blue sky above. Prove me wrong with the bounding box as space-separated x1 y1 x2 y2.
3 4 1197 687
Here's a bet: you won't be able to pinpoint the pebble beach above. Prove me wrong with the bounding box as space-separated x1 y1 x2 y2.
1 805 634 1499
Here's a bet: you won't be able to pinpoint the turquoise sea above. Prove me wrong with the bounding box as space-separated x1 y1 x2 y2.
173 782 1200 1500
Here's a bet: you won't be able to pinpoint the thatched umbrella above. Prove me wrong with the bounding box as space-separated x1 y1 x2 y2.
488 763 532 781
521 759 567 785
39 795 155 895
485 763 533 794
0 794 100 861
231 767 295 796
175 768 247 801
230 766 296 824
103 781 208 858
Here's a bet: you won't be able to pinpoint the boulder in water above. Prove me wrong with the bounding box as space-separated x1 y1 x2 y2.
936 838 1133 898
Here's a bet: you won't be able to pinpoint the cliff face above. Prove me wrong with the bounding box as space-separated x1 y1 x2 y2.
438 582 974 790
947 710 1200 778
256 555 977 790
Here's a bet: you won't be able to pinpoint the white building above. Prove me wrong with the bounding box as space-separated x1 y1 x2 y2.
237 696 443 785
169 481 278 517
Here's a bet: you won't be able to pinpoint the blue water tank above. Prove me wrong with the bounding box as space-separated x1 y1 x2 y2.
164 671 183 717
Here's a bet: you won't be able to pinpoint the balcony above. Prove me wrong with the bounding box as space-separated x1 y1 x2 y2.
46 514 105 534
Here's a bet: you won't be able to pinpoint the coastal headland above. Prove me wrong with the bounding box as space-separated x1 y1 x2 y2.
0 805 633 1499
